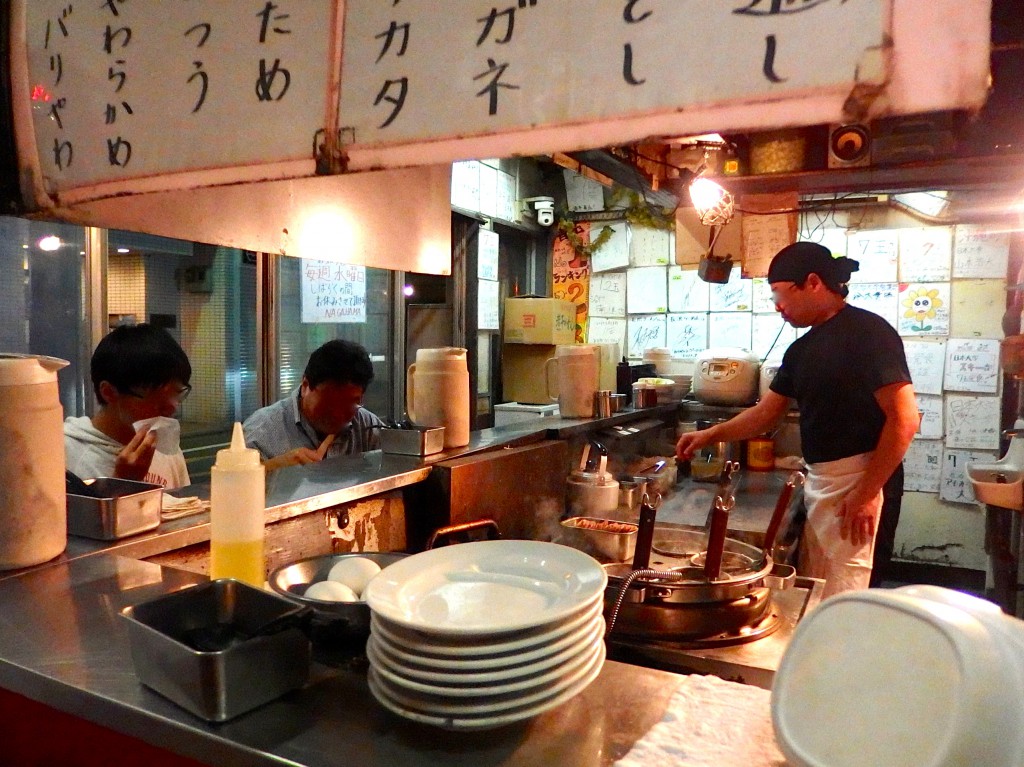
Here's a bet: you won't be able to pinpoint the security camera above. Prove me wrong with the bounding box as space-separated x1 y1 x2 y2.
524 196 556 226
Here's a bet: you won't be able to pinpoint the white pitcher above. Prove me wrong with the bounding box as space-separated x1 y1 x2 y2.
0 354 69 569
545 345 599 418
406 347 470 448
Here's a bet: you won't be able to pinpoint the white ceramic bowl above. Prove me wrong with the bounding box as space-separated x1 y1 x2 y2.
772 586 1024 767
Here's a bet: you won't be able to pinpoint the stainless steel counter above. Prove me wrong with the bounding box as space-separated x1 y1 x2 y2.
0 554 686 767
6 406 682 580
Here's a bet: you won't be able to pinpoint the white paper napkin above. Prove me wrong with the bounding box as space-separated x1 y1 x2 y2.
133 416 180 455
614 674 786 767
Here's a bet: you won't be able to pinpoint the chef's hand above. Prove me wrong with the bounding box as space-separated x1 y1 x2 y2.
263 447 322 473
114 427 158 481
675 430 713 461
837 493 878 548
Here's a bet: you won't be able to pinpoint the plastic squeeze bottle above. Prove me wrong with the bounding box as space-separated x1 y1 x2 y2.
210 422 266 586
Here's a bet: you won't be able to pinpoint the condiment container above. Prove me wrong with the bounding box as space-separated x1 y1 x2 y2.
747 435 775 471
0 354 69 569
560 517 637 563
406 347 470 448
380 426 445 456
120 579 311 722
210 422 266 586
66 477 162 540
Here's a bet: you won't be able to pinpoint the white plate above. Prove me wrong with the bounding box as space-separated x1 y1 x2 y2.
367 642 606 731
370 639 604 715
369 597 602 660
369 613 605 677
367 623 603 696
364 540 607 635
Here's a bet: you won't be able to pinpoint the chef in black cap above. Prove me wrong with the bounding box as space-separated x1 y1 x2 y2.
676 242 919 597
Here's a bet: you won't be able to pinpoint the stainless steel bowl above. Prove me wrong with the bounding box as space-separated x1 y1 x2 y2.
560 517 638 563
268 552 407 646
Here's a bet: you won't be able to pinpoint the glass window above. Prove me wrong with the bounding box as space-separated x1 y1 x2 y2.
107 232 258 480
276 257 393 422
0 216 88 414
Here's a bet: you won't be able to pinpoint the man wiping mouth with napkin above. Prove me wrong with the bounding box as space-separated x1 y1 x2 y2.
64 323 192 489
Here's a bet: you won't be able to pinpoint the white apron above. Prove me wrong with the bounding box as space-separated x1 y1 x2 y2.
799 452 883 599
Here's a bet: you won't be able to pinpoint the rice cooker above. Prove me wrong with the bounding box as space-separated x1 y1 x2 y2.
760 361 783 399
693 348 760 405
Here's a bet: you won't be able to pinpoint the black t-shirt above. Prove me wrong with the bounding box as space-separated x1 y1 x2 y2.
770 305 912 464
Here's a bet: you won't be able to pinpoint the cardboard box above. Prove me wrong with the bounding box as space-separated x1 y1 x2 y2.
502 344 558 404
504 297 576 345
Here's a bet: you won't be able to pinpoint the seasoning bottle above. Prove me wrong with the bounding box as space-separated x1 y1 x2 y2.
747 433 775 471
210 422 266 585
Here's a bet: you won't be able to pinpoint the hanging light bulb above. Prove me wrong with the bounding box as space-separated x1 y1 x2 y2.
689 176 734 227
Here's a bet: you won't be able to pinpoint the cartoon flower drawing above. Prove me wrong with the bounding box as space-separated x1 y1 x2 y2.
902 287 943 332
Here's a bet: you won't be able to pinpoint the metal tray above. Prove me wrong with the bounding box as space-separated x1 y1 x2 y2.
560 517 638 563
120 579 311 722
67 477 162 540
380 426 445 456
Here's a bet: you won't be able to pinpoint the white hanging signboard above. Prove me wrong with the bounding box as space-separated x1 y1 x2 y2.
13 1 990 209
20 1 333 193
301 261 367 323
336 0 990 170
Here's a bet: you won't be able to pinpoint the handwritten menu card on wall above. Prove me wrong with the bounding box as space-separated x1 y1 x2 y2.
904 440 942 493
301 261 367 323
944 338 999 393
899 227 953 282
590 273 627 318
945 395 1000 450
940 448 996 504
25 2 333 189
953 225 1010 279
903 340 946 395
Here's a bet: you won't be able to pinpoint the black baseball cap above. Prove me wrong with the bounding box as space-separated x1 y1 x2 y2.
767 241 859 285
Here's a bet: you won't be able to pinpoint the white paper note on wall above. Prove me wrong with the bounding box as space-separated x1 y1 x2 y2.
627 315 667 358
944 338 1000 393
915 393 944 439
753 314 795 361
945 395 1000 449
941 448 997 504
847 283 899 329
708 312 752 351
668 267 710 312
630 226 672 266
451 161 481 211
709 267 753 311
903 340 946 396
301 261 367 323
478 228 499 280
563 170 606 212
667 313 709 359
904 439 943 493
587 317 627 350
478 279 500 330
899 227 953 282
591 223 629 273
590 272 627 317
626 267 668 313
953 225 1010 279
848 230 899 283
751 278 775 314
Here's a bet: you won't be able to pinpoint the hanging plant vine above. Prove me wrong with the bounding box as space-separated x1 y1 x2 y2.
609 189 676 232
556 218 615 259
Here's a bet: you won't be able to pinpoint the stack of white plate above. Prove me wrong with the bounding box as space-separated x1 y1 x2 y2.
363 540 608 731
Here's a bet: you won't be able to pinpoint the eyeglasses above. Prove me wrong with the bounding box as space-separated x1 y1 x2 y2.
123 383 192 404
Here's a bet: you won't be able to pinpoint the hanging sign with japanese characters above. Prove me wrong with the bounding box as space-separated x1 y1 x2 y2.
21 1 333 192
337 0 990 164
301 260 367 323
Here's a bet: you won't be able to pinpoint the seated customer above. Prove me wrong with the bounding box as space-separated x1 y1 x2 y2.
243 339 385 472
64 324 192 489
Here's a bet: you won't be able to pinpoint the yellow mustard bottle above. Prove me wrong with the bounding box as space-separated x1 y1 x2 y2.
210 422 266 585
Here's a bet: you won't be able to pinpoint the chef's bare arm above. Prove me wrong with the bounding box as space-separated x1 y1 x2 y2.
675 391 790 460
851 381 920 504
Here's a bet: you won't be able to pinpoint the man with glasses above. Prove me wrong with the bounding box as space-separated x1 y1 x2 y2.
676 242 919 597
64 323 192 489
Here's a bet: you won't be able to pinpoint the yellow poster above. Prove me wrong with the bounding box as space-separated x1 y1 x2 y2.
552 222 590 343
